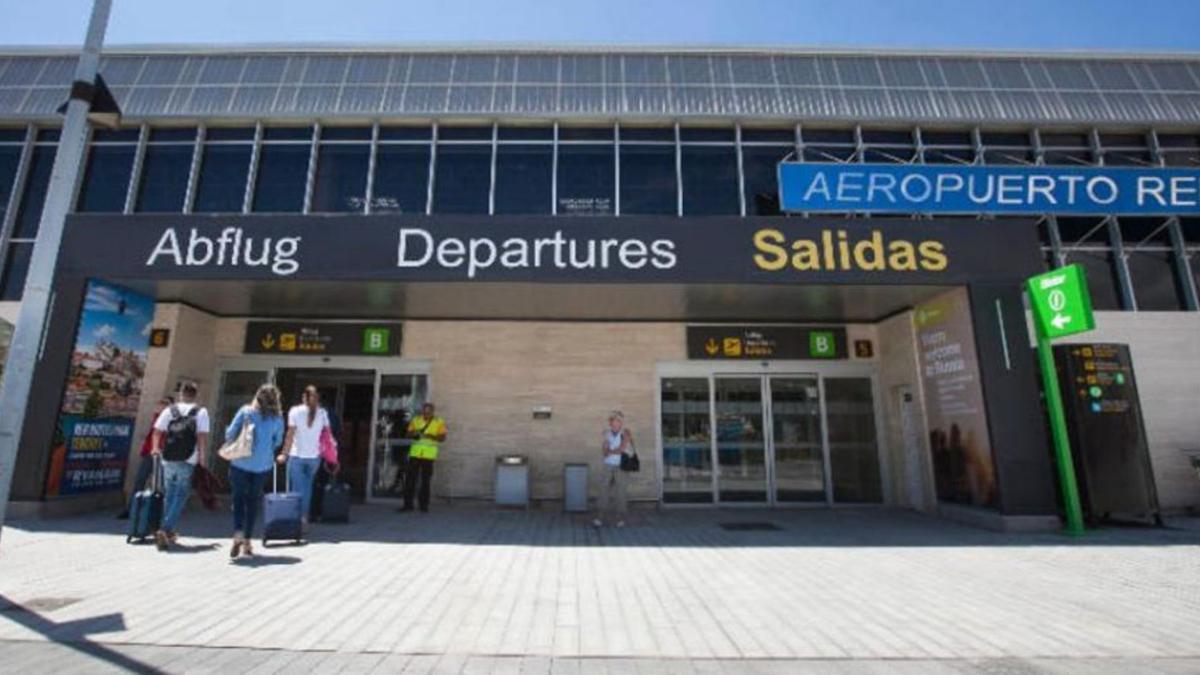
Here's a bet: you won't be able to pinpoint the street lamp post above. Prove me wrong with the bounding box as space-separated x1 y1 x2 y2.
0 0 113 544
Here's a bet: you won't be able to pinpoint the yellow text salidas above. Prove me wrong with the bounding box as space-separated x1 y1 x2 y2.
752 228 948 272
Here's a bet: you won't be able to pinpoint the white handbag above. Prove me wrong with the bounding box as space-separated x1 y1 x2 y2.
218 411 255 462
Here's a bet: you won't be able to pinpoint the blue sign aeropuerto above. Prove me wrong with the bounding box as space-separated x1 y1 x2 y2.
778 162 1200 215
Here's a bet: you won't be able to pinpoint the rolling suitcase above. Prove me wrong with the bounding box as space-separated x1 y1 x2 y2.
320 479 351 523
262 464 304 546
127 456 163 544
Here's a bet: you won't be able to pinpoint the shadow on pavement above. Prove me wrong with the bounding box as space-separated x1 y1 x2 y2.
0 593 157 674
8 503 1200 549
231 554 301 568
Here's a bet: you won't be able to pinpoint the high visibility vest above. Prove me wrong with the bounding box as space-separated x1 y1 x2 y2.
407 416 446 461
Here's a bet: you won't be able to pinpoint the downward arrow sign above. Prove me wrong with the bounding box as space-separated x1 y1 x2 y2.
1051 314 1071 330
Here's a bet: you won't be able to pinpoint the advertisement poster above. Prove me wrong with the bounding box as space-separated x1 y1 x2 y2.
914 288 997 508
44 280 153 498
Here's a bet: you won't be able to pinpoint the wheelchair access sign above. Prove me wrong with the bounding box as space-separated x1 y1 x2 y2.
1027 264 1095 339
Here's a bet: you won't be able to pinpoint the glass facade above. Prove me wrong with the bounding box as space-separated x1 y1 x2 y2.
372 143 430 215
194 129 253 213
311 128 371 213
0 121 1196 310
135 129 195 213
432 143 490 214
252 140 309 213
494 143 552 215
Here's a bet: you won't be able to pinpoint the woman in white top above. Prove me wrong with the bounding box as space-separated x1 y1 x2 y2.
278 385 331 531
594 410 633 528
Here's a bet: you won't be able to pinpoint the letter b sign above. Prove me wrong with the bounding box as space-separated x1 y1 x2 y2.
362 328 391 355
809 331 836 359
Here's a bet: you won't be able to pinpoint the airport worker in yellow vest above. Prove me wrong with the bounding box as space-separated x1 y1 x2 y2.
401 402 447 513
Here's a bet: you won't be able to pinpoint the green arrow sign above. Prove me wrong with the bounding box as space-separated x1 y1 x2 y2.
1026 264 1095 339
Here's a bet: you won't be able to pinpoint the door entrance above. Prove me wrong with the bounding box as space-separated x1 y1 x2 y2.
661 369 883 506
213 357 430 504
275 368 374 500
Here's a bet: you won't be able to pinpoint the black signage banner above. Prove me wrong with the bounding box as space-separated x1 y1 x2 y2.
59 215 1041 286
244 322 402 356
1054 343 1160 521
687 326 847 360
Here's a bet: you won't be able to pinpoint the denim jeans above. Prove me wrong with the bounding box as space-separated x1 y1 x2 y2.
160 460 194 531
287 457 321 520
229 466 269 538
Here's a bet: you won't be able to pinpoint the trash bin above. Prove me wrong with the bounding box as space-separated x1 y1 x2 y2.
563 463 589 513
495 454 529 507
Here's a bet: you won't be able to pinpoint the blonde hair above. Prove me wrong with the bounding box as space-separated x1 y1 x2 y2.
608 410 624 422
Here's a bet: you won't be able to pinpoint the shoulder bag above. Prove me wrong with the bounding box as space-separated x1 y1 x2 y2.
619 433 640 473
218 407 255 462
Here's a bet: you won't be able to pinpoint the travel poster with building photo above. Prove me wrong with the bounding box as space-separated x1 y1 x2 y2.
914 288 997 508
45 280 154 497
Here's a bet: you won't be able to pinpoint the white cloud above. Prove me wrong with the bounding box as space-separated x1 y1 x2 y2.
93 324 115 339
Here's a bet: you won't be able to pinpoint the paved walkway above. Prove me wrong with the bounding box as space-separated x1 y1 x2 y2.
0 505 1198 673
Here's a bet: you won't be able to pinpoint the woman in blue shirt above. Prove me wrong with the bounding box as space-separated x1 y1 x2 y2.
225 384 285 558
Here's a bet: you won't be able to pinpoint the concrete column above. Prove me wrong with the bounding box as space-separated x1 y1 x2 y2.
967 281 1057 516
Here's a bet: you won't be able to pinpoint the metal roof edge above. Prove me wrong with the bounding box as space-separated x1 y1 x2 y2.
0 41 1199 62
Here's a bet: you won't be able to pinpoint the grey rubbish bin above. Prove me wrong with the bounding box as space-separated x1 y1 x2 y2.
563 463 589 513
495 455 529 507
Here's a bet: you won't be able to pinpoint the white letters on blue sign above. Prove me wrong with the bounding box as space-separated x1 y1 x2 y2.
778 163 1200 215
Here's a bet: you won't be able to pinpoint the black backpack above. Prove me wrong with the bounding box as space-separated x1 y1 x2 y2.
162 405 200 461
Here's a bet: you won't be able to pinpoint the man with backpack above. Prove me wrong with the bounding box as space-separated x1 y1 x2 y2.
150 381 210 551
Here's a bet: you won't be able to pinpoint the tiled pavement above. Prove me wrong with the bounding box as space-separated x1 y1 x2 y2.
0 504 1198 673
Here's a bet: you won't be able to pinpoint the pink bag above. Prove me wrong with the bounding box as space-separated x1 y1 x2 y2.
318 424 339 466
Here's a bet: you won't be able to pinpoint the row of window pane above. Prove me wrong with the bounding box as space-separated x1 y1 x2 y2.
2 124 1199 307
1043 216 1200 311
66 126 794 217
64 127 1200 219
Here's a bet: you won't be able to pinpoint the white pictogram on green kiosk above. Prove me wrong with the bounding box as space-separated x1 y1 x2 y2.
1025 264 1096 536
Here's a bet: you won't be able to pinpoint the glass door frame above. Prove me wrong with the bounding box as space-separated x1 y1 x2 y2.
213 355 432 505
656 360 890 508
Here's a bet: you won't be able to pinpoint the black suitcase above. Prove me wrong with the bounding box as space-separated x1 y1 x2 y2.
127 457 163 543
262 465 304 546
320 480 351 523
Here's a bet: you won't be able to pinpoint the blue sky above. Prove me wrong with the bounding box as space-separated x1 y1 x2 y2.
1 0 1199 53
77 281 153 354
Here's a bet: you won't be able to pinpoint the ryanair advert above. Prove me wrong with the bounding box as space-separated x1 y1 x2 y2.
60 214 1039 286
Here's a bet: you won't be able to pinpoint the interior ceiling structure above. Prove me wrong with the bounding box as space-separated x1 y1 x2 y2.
1 48 1198 125
138 280 955 323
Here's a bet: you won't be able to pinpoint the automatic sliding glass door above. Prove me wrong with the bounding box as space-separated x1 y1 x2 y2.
769 376 826 503
659 371 882 507
660 378 714 504
714 377 768 503
369 373 428 501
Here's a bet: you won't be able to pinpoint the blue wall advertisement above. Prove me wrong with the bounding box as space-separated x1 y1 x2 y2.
45 280 153 498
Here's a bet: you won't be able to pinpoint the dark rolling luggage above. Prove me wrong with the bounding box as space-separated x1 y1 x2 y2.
320 479 351 523
127 456 163 544
262 465 303 546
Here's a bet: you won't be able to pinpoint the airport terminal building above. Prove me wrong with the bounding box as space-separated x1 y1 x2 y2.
0 46 1198 528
